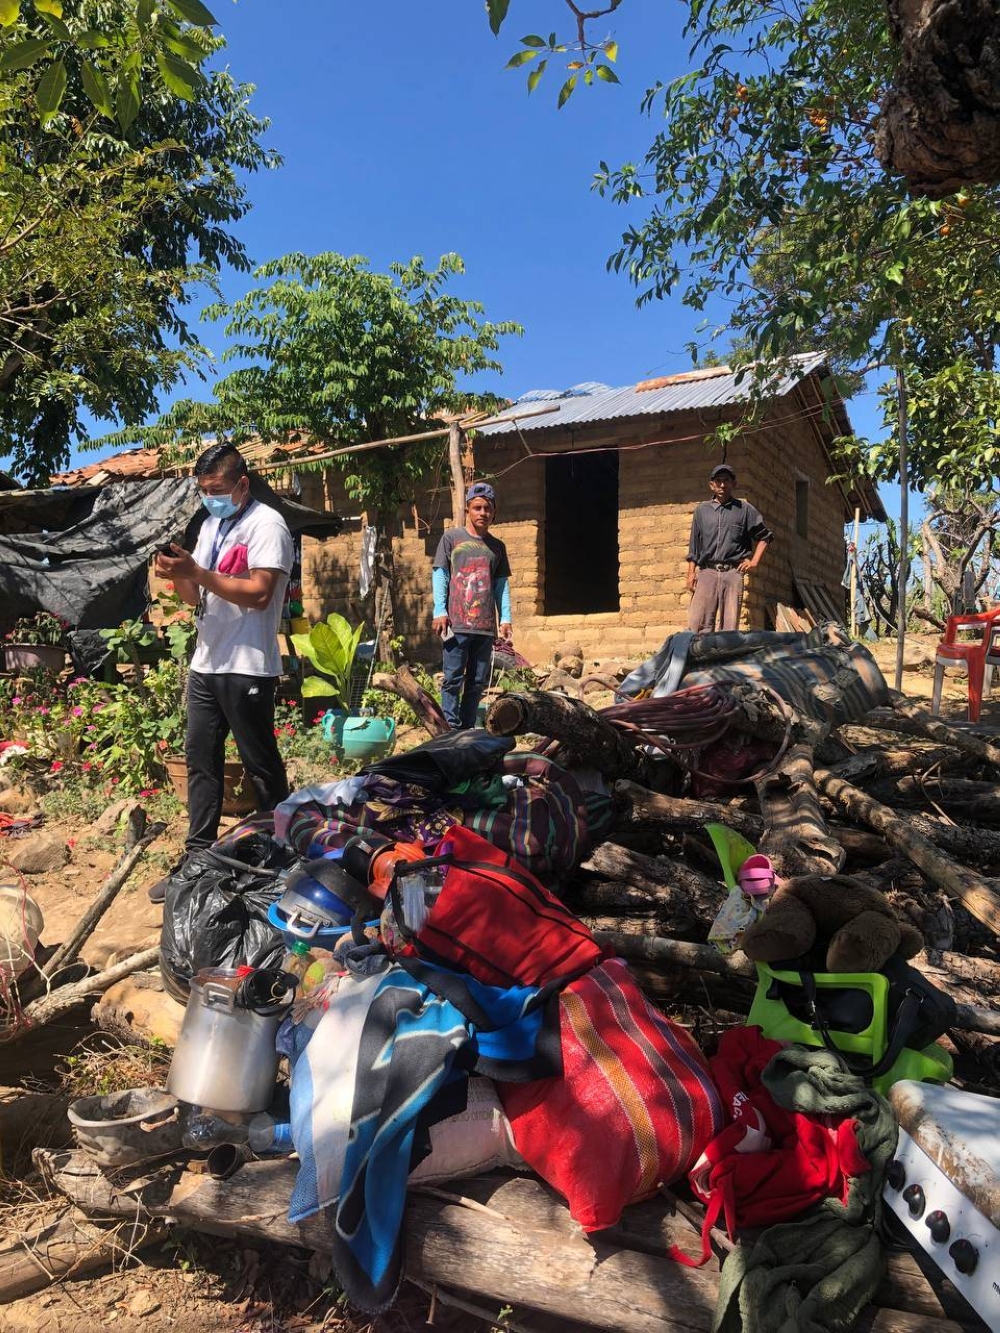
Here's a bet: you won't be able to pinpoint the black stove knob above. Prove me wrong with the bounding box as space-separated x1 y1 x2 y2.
948 1238 978 1275
925 1210 950 1244
902 1183 925 1219
886 1160 905 1191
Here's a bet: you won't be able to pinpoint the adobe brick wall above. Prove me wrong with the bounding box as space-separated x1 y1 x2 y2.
296 398 851 668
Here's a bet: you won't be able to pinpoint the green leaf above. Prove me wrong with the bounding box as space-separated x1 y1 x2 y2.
81 58 113 118
486 0 509 36
595 64 620 83
136 0 155 30
115 69 140 130
885 262 905 285
557 73 577 108
520 34 546 47
34 0 62 15
37 10 71 40
155 49 202 99
76 28 111 48
505 49 537 68
527 58 547 93
167 0 217 25
0 0 20 26
604 39 618 62
0 36 49 70
35 57 67 122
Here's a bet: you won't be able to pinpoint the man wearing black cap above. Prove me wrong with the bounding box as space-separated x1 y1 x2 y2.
686 464 772 632
432 482 512 729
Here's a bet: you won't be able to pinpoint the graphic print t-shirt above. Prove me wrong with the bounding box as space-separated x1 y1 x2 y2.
433 528 511 635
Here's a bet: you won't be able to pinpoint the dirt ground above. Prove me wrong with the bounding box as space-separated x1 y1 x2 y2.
0 633 992 1332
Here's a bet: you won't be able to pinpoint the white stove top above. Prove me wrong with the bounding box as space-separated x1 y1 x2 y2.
889 1080 1000 1225
886 1080 1000 1331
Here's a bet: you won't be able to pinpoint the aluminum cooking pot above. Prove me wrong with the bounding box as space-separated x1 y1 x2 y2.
167 969 287 1114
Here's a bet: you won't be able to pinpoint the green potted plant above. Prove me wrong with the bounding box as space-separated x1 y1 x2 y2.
3 611 69 674
291 613 395 759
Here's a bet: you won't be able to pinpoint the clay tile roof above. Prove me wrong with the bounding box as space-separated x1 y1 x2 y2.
51 449 167 487
635 366 732 393
50 435 334 487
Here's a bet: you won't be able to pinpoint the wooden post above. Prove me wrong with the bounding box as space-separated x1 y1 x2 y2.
850 505 861 637
448 422 465 526
894 367 909 692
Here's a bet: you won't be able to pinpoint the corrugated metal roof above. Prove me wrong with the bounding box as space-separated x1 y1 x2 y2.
478 353 830 435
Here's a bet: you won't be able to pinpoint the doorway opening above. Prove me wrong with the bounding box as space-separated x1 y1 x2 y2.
543 451 620 614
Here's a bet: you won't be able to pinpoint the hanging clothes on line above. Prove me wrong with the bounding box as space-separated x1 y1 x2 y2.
359 524 378 599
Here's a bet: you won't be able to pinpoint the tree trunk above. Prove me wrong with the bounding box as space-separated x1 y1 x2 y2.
581 842 725 928
816 770 1000 939
867 698 1000 769
612 781 763 842
0 1212 161 1303
370 664 450 737
486 691 648 780
752 738 845 875
877 0 1000 197
34 1152 970 1333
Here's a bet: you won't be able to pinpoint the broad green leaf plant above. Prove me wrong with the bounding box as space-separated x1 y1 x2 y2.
292 614 366 709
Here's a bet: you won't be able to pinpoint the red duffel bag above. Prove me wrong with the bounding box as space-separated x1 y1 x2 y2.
393 824 602 990
499 957 724 1232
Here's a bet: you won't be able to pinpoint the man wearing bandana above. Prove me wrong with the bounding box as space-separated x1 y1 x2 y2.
149 443 293 901
432 482 513 730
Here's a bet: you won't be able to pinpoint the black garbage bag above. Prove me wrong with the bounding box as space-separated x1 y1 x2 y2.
363 728 514 791
159 833 295 1002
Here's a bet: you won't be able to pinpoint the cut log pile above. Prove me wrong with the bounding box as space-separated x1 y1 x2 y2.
484 686 1000 1070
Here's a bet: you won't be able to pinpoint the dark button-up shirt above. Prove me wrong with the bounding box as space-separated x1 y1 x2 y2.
686 497 773 566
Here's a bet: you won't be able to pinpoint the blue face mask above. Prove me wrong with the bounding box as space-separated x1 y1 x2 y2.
201 488 241 520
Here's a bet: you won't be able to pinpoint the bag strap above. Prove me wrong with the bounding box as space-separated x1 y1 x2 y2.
801 971 924 1083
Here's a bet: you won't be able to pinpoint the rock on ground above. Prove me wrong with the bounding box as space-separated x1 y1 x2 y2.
4 830 70 875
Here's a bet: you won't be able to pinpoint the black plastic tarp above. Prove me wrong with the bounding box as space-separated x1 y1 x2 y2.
0 475 343 632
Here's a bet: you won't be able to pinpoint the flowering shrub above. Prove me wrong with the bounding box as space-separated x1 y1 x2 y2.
5 611 70 646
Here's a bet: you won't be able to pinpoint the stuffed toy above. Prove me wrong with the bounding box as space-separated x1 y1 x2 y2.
740 874 924 973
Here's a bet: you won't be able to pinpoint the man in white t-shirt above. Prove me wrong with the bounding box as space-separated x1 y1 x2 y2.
149 443 293 902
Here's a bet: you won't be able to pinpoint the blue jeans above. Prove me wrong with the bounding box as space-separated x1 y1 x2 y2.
440 633 493 730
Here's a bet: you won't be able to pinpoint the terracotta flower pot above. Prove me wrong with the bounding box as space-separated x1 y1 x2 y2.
163 755 256 816
4 643 65 674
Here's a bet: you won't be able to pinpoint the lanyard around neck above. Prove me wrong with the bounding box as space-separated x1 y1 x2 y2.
207 499 255 572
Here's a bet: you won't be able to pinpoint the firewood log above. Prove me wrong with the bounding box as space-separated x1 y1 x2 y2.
816 769 1000 939
370 664 450 738
753 738 845 876
34 1152 971 1333
581 843 725 928
865 697 1000 769
612 781 763 841
486 691 648 780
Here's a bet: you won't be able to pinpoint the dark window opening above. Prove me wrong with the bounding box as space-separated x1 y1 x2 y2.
543 452 620 614
795 478 809 540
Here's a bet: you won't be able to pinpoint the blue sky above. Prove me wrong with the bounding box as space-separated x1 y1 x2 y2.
69 0 896 529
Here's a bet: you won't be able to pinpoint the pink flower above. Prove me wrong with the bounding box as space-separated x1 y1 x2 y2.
81 762 92 771
50 760 63 772
11 696 21 706
110 776 119 785
37 706 50 716
72 706 83 717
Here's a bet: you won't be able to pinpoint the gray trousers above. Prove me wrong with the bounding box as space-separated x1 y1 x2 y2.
688 567 744 632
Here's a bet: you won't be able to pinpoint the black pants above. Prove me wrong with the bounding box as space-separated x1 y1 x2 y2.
185 670 289 851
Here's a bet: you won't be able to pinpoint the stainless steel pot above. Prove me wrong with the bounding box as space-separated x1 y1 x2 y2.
167 970 286 1113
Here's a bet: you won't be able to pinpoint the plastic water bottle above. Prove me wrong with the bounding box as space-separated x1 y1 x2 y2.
282 939 316 983
248 1113 293 1154
182 1112 249 1151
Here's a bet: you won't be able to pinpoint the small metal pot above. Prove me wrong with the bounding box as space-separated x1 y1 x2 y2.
167 970 286 1114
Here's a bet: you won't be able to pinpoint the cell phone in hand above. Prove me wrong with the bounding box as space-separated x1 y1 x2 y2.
158 544 176 558
441 626 456 643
